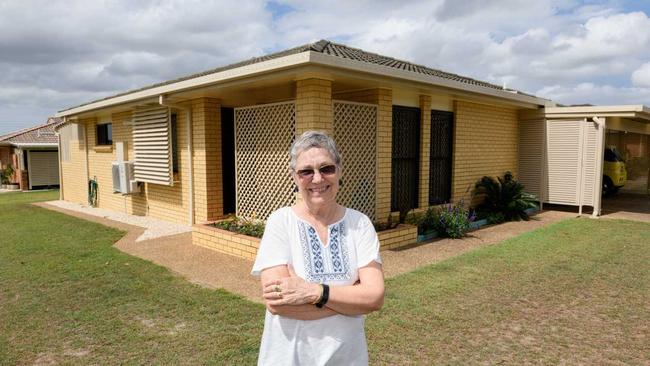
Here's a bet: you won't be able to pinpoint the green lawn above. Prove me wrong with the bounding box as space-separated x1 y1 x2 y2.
1 191 648 365
0 191 263 365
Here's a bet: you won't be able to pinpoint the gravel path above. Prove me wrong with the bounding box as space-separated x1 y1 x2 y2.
44 200 192 241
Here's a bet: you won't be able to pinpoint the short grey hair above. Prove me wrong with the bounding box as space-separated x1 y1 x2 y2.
290 131 342 171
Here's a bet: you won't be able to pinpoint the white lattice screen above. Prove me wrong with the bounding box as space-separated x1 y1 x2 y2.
235 101 296 220
333 100 378 220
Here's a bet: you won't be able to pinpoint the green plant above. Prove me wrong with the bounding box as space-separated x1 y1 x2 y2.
473 171 537 222
435 201 473 239
213 216 265 238
1 164 14 184
405 207 439 235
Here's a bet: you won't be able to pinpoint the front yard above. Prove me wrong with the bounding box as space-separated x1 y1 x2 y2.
1 191 648 364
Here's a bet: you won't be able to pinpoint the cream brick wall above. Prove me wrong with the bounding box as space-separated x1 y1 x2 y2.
59 98 224 226
60 124 88 205
192 224 259 261
295 78 333 135
190 98 223 223
333 88 393 221
452 101 519 204
419 95 432 208
85 114 148 215
377 224 418 250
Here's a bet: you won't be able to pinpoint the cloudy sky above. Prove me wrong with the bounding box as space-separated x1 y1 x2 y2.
1 0 650 134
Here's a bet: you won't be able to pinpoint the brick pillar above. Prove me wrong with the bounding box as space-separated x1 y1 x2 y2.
295 78 333 135
191 98 223 223
375 89 393 221
419 95 432 208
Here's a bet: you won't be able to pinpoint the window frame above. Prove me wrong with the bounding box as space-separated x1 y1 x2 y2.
96 122 113 146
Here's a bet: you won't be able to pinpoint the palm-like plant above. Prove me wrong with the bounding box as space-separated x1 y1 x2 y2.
473 171 537 222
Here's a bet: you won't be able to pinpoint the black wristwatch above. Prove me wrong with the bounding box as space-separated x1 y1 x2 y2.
315 284 330 308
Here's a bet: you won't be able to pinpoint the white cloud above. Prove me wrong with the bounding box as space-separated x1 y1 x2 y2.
632 62 650 87
537 82 650 105
1 0 650 133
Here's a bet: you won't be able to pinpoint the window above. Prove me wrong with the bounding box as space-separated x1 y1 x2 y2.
429 110 454 205
391 106 420 212
97 123 113 146
171 113 178 173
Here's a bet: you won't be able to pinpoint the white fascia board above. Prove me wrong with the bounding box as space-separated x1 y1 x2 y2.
545 105 647 114
12 142 58 148
55 52 312 118
546 105 650 121
308 52 549 107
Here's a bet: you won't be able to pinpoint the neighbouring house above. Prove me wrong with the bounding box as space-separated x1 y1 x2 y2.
0 118 61 190
53 39 648 259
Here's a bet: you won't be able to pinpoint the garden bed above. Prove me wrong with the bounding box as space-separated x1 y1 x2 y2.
192 221 419 260
192 223 260 261
414 206 540 243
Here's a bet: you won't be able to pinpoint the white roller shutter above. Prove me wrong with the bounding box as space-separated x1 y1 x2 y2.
132 106 173 186
28 151 59 188
518 118 545 201
546 119 582 205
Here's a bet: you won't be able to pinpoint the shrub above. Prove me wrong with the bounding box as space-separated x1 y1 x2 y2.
405 207 439 235
473 171 537 222
213 216 265 238
1 165 14 185
435 201 473 239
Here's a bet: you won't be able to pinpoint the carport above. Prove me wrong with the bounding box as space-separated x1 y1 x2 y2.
519 105 650 217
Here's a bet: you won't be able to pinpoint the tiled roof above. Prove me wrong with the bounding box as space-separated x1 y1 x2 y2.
0 118 61 145
313 40 509 91
61 39 531 112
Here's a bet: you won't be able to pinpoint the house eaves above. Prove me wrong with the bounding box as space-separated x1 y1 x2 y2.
56 40 551 118
545 105 650 121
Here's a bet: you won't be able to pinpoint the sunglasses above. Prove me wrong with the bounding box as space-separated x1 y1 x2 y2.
295 164 337 179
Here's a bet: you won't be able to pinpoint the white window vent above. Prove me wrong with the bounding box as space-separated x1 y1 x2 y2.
132 106 173 186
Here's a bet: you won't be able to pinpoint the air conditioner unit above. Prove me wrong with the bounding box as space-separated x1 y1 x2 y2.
111 161 139 194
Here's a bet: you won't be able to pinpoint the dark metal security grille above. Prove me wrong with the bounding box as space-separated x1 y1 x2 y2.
391 106 420 212
429 110 454 205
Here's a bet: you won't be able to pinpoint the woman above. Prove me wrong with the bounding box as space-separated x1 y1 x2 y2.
252 130 385 365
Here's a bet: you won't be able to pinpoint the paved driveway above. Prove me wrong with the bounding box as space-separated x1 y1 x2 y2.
601 192 650 223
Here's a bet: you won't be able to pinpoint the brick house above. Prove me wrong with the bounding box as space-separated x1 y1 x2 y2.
54 39 553 258
0 118 61 190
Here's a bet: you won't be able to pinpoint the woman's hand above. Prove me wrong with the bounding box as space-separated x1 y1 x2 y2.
262 266 322 306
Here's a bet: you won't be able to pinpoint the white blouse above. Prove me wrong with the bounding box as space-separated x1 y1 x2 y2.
252 207 382 366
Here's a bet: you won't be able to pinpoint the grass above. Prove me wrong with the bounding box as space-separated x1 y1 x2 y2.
0 191 263 365
1 190 648 364
367 217 650 365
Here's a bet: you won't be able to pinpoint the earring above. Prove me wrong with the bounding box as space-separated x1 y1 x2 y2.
294 185 299 193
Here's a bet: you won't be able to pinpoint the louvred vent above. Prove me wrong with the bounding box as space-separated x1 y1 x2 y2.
133 106 173 186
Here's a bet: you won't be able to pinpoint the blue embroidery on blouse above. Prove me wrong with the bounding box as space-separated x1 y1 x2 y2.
299 220 350 283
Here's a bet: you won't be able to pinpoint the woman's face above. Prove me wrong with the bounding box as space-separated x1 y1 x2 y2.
293 147 339 207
